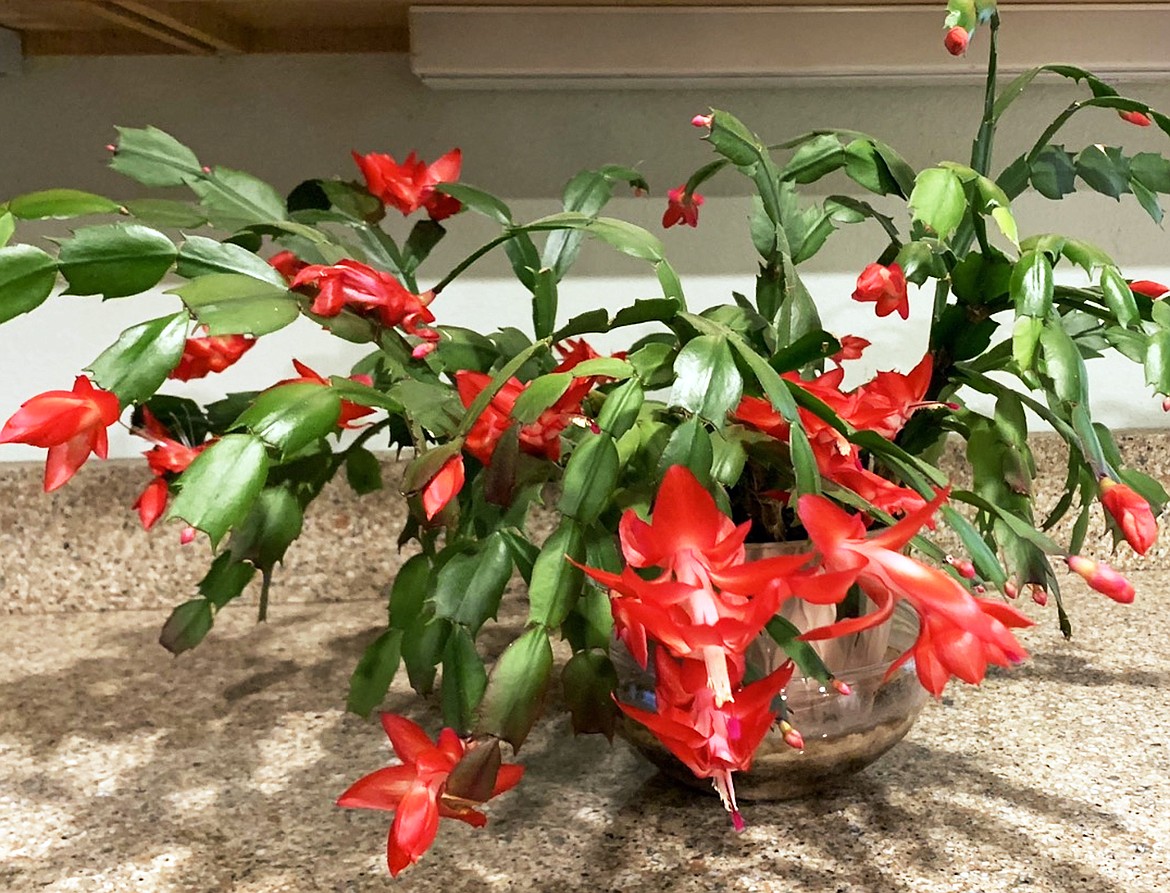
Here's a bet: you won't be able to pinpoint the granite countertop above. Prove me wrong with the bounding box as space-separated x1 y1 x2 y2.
1 453 1168 892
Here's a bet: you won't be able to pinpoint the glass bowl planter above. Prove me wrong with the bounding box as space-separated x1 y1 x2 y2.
614 599 929 801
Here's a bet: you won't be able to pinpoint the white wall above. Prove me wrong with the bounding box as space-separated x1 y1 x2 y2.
2 52 1169 459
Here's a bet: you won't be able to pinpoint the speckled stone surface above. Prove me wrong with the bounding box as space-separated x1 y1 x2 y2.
1 573 1167 892
0 459 412 615
2 431 1169 615
2 432 1169 888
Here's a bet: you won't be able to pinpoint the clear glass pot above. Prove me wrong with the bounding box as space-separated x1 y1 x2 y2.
613 544 929 801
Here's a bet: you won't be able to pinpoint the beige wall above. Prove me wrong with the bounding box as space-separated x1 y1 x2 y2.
2 51 1169 459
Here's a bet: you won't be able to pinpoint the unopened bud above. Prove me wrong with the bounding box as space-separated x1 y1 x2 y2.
1119 109 1153 127
1004 579 1019 599
411 342 437 360
201 165 212 174
691 113 713 129
780 720 804 751
105 144 117 153
974 584 986 594
946 555 977 579
180 526 197 545
944 26 969 56
1163 396 1170 413
1066 555 1136 604
831 678 852 697
1030 584 1048 607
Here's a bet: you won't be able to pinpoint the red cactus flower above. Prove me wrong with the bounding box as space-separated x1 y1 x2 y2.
133 477 170 531
455 364 595 466
0 375 121 491
1099 478 1157 555
794 490 1032 696
663 185 704 228
852 262 909 320
577 466 830 704
832 335 871 364
944 26 969 55
268 250 308 282
337 714 523 877
618 651 794 830
292 260 439 349
278 359 377 429
422 454 465 520
848 355 933 440
352 148 463 220
170 333 256 382
133 408 209 530
1066 555 1135 603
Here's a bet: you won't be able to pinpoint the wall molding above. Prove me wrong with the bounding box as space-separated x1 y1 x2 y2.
410 4 1170 88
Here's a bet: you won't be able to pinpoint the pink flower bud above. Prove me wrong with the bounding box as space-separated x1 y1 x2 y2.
1119 110 1153 127
974 584 986 594
105 144 117 153
1066 555 1135 604
201 165 212 174
691 113 713 129
944 26 969 56
831 678 852 697
180 526 197 545
1030 585 1048 607
947 555 977 579
780 720 804 751
1163 396 1170 413
411 342 437 360
1004 579 1019 599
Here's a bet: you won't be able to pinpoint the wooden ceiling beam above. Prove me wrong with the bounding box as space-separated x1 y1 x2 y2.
100 0 251 53
81 1 214 53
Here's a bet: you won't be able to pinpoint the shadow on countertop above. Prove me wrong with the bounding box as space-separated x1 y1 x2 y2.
2 602 1163 893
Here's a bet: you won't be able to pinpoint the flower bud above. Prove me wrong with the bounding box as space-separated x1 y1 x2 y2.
780 720 804 751
1100 478 1158 555
105 144 117 153
1130 280 1170 300
180 526 197 545
1030 585 1048 607
944 27 969 56
947 555 977 579
831 678 852 697
1118 110 1153 127
691 114 713 129
1066 555 1135 604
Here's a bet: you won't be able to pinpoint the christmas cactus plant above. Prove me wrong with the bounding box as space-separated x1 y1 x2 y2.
2 0 1169 876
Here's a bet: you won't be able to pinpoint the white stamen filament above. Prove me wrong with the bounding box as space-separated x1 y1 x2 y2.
703 645 735 706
